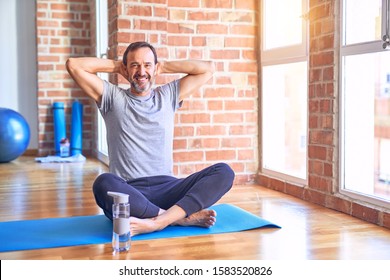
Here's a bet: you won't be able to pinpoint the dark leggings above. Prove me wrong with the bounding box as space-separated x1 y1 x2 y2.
93 162 235 220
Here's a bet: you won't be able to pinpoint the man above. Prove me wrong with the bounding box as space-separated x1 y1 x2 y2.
66 41 235 236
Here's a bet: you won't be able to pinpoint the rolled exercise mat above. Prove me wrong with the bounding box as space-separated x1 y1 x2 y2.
53 102 66 156
70 101 83 156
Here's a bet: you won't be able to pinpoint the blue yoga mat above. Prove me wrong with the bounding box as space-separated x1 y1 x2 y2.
70 101 83 156
0 204 280 252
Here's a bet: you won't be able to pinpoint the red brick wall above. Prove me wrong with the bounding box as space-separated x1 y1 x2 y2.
36 0 93 156
256 0 390 230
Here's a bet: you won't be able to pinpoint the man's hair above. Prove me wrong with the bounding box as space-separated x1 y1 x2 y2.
122 41 158 65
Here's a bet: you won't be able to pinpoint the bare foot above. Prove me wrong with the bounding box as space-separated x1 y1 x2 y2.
174 209 217 228
129 209 217 236
130 216 159 237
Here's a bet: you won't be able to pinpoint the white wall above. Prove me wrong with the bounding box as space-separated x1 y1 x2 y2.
0 0 38 150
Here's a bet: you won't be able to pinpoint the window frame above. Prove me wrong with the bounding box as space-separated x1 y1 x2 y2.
339 0 390 208
96 0 109 165
260 0 309 185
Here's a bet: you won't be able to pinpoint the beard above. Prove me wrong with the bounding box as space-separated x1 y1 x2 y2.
129 73 155 94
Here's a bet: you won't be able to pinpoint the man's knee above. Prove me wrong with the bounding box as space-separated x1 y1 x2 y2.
92 173 124 201
93 173 112 197
217 162 235 179
92 173 120 220
214 162 235 188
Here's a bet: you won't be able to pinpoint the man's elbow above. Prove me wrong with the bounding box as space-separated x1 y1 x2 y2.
206 61 215 79
65 57 76 75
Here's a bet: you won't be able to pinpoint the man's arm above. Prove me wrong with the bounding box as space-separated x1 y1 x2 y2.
66 57 127 103
158 60 215 101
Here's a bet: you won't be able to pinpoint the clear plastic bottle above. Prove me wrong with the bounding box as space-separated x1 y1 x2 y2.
59 138 70 157
108 191 130 253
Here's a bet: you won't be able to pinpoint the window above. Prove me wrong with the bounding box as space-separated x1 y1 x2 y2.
96 0 109 164
260 0 309 183
341 0 390 205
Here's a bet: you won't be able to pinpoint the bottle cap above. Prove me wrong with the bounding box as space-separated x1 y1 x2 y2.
107 191 129 204
60 138 69 144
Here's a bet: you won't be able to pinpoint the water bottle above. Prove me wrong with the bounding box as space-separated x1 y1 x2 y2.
107 191 130 253
59 138 70 157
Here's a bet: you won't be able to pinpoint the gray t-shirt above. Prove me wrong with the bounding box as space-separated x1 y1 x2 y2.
99 79 181 180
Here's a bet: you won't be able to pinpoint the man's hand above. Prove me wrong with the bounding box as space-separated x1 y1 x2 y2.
155 60 214 100
66 57 126 103
156 60 164 76
117 60 129 80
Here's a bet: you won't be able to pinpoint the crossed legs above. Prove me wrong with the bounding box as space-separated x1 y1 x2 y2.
93 163 235 236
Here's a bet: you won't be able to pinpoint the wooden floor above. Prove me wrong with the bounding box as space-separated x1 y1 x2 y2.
1 156 390 260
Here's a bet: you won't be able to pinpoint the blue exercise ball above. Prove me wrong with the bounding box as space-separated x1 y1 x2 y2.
0 108 30 163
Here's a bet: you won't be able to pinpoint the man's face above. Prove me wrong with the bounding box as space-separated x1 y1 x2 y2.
125 47 157 96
